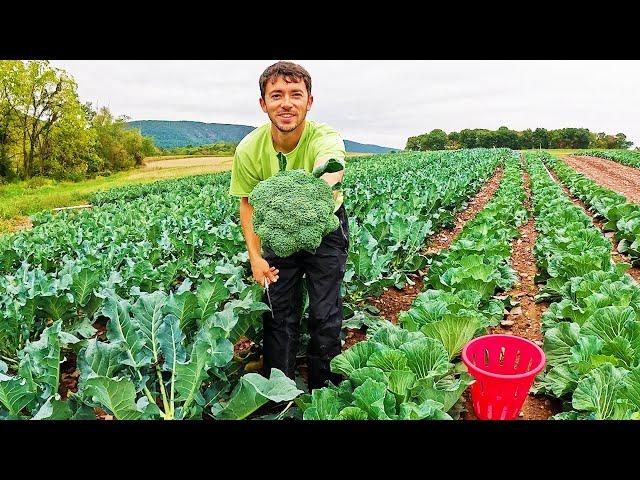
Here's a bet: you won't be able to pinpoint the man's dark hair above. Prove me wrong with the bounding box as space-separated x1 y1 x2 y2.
259 61 312 99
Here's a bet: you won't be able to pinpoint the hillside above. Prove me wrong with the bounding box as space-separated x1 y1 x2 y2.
127 121 254 148
127 120 397 153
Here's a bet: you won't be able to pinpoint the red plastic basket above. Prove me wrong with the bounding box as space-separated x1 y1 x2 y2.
461 334 545 420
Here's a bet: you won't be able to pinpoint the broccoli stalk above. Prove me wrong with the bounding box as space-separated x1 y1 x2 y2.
249 154 345 258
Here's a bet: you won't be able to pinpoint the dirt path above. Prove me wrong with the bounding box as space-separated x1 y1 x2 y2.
546 166 640 283
463 162 561 420
562 155 640 205
491 169 543 342
366 166 505 325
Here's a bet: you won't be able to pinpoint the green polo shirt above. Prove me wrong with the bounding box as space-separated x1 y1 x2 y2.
229 120 346 211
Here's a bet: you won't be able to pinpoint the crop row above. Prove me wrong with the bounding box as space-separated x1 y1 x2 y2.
525 153 640 419
87 173 230 206
575 149 640 169
297 152 526 419
537 152 639 265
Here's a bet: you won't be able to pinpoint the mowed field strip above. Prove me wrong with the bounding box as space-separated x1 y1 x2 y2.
143 156 234 169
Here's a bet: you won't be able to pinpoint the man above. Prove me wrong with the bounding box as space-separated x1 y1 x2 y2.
229 61 348 390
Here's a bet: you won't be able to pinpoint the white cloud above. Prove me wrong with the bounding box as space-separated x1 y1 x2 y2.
51 60 640 149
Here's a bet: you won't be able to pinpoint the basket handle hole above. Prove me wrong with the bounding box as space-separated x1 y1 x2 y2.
526 357 533 372
499 346 505 366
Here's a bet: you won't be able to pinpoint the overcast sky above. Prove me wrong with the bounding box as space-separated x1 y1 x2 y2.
50 60 640 149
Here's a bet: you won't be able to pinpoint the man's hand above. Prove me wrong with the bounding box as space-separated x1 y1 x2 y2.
239 198 279 286
251 257 279 286
314 157 345 188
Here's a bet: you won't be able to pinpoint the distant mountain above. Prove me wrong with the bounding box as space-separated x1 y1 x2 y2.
127 121 255 148
343 140 396 153
127 120 397 153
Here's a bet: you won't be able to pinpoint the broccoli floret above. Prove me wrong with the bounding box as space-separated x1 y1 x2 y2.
249 162 343 258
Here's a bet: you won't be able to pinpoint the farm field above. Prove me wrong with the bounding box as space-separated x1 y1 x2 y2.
522 153 640 419
1 147 639 420
559 154 640 204
0 148 503 419
0 156 234 235
539 152 640 279
0 153 376 235
576 149 640 169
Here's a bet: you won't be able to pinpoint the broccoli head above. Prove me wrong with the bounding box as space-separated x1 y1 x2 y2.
249 159 343 258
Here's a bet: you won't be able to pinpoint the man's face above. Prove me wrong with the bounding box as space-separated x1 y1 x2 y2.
260 75 313 133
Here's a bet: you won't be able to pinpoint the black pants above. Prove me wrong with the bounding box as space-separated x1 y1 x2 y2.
262 204 349 390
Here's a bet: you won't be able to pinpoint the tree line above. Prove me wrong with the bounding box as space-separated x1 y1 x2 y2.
406 127 634 151
157 142 236 157
0 60 158 182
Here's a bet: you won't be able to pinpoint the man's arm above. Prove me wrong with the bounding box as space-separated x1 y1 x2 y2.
239 197 279 285
315 164 343 202
312 128 346 198
314 156 345 203
315 162 344 186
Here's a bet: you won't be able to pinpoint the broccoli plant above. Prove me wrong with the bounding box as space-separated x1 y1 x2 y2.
249 154 344 258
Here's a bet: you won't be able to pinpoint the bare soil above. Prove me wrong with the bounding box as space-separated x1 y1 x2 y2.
367 276 425 325
14 216 33 231
562 155 640 205
59 353 79 401
547 166 640 282
234 336 254 356
95 407 113 420
491 169 544 342
342 328 368 351
57 320 109 404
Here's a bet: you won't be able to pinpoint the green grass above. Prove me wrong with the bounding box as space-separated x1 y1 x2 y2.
518 148 578 158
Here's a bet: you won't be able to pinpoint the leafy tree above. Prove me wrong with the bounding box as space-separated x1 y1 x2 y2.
422 129 448 150
408 126 632 152
475 129 494 148
91 107 157 172
44 108 97 179
519 129 534 149
0 62 158 181
590 132 618 149
0 60 87 179
493 127 519 149
532 128 550 149
615 133 633 149
446 131 461 150
0 92 18 179
458 129 477 149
